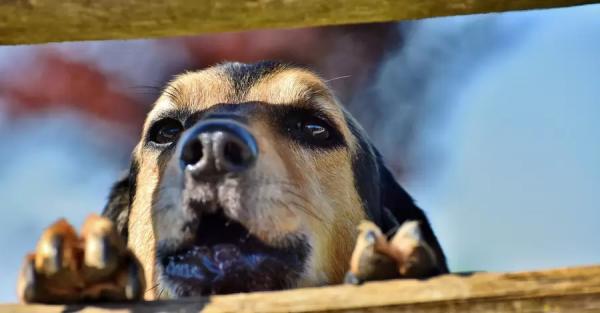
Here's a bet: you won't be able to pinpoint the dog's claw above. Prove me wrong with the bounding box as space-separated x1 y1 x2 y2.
364 230 378 245
343 272 362 285
43 236 62 275
18 215 144 303
18 256 37 303
124 257 144 300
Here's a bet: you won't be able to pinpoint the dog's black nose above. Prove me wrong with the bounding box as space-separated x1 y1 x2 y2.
179 119 258 176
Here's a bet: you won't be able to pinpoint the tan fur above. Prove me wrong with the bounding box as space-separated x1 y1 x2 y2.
127 147 159 299
128 64 367 298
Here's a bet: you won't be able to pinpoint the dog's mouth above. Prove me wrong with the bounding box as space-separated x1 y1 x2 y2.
158 209 308 297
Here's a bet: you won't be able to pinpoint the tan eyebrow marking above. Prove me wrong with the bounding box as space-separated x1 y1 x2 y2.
244 68 344 127
244 68 358 153
245 68 331 105
161 68 237 112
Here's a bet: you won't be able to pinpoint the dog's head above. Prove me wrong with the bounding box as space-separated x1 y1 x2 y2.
103 61 446 298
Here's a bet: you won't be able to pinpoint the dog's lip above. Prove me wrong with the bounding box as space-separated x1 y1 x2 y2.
157 210 309 297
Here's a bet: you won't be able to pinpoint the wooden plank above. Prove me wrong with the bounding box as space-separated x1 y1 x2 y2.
2 264 600 312
0 0 599 45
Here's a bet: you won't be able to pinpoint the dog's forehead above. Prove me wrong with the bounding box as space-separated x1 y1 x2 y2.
148 63 344 126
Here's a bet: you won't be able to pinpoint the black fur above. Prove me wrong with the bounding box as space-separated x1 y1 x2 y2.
102 159 138 240
223 61 290 97
345 115 384 227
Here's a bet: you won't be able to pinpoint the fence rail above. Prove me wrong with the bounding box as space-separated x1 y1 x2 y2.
0 0 599 45
2 265 600 312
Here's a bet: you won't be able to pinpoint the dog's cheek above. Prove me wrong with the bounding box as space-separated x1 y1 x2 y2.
237 128 308 242
314 150 366 283
128 157 160 299
239 165 305 243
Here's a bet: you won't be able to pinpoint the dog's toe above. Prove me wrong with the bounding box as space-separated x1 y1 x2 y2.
346 221 400 283
33 219 80 278
18 254 80 303
81 214 126 283
390 221 439 278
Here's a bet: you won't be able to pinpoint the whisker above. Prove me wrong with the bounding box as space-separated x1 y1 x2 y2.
128 85 164 96
289 198 324 222
324 75 352 83
129 85 163 91
249 176 326 222
270 193 324 222
146 283 160 293
280 187 324 220
251 177 301 188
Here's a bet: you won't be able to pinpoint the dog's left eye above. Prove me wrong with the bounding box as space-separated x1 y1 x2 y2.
299 121 330 141
288 117 335 147
149 118 183 145
284 109 344 148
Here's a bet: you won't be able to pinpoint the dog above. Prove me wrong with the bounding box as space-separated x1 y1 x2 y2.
18 61 448 303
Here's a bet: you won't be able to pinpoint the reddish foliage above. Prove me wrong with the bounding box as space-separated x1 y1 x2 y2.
1 51 146 130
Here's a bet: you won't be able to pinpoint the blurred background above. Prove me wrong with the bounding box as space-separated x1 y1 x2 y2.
1 4 599 302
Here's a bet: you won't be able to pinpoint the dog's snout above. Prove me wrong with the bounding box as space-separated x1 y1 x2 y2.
180 119 258 176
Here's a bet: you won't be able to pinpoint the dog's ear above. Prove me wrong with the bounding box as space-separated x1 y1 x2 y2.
102 159 138 240
344 112 448 274
377 156 449 274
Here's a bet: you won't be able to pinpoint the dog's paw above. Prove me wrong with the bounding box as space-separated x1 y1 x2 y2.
17 215 145 303
345 220 441 284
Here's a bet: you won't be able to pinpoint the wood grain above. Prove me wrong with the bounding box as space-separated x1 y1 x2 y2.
0 0 599 45
2 264 600 312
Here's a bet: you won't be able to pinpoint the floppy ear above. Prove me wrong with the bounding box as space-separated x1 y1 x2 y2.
377 156 449 274
344 111 448 274
102 159 138 240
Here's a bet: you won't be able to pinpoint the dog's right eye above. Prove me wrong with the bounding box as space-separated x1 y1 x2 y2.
149 118 183 145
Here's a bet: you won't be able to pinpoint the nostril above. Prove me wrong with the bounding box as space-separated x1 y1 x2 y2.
219 134 256 172
181 138 204 167
223 141 244 166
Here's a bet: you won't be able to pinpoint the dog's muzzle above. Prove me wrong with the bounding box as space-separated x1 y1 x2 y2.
179 119 258 177
159 117 308 297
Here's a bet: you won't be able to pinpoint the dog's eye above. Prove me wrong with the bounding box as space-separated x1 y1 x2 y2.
299 121 330 141
149 119 183 145
288 117 334 147
283 108 344 149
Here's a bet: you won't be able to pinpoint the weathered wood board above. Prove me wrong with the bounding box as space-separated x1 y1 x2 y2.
2 264 600 312
0 0 599 45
